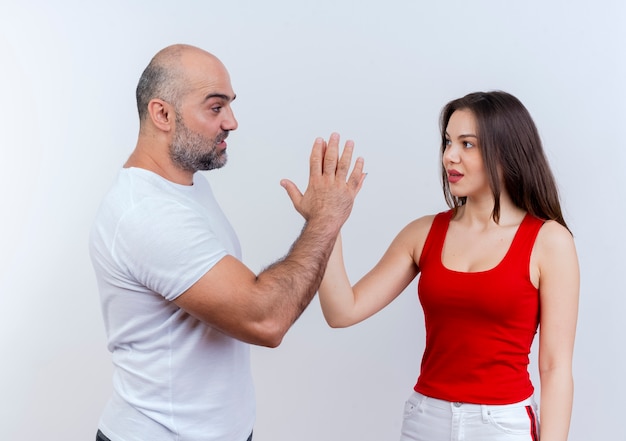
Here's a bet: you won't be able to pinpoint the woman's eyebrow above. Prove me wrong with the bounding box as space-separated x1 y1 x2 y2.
445 131 477 139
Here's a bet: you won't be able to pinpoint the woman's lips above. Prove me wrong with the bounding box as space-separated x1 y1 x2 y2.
447 169 463 183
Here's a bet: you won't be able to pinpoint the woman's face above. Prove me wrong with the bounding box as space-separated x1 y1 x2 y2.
443 109 490 199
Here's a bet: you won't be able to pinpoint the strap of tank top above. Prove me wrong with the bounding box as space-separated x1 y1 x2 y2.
502 214 545 271
418 210 453 270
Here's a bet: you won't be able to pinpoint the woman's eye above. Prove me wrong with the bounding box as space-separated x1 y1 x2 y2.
463 141 474 148
444 139 451 146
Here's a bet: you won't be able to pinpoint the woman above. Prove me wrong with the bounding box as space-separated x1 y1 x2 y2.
318 91 579 441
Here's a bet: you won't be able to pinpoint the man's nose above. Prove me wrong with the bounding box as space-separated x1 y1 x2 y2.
222 106 238 131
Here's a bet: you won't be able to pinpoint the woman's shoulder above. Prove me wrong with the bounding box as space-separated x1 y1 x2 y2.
402 213 439 233
394 212 451 265
535 219 577 259
537 219 574 242
393 212 445 249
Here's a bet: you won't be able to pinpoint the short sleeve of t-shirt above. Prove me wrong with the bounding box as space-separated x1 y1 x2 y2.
112 196 228 301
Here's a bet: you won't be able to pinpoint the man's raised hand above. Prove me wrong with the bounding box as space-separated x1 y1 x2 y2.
280 132 366 229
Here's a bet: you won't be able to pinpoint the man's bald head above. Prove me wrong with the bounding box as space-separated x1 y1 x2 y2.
135 44 222 125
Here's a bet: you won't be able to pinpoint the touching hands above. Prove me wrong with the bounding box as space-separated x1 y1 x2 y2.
281 132 366 230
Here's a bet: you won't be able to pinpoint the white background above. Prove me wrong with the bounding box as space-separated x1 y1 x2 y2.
1 1 624 440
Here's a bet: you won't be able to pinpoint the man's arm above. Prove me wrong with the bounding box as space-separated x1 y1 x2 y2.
174 133 365 347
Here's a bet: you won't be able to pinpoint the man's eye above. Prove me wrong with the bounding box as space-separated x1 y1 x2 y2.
211 106 222 113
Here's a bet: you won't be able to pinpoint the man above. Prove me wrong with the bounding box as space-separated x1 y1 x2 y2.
89 44 365 441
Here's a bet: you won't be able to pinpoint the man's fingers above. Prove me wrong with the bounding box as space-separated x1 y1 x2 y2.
280 179 304 208
322 133 340 176
310 133 362 187
348 157 366 193
336 139 355 180
309 137 325 177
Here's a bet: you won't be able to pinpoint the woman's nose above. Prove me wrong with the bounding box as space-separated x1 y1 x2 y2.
443 144 460 164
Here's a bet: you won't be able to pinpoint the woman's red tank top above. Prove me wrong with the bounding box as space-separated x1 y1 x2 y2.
415 210 545 404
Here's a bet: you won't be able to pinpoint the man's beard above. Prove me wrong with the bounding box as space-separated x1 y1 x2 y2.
170 115 228 172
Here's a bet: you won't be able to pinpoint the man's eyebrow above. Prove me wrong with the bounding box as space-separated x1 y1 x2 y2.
203 93 236 102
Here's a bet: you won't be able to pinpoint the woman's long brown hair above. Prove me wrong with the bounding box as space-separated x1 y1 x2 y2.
440 91 569 232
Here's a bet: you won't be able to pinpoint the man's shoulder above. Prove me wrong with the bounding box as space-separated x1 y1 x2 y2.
103 168 196 208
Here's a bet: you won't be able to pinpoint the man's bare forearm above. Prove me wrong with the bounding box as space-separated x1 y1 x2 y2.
246 132 364 346
254 218 341 336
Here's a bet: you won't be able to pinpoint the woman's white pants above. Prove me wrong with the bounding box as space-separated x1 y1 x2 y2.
399 391 539 441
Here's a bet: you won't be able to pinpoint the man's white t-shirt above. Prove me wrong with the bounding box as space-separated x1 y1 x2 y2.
90 168 255 441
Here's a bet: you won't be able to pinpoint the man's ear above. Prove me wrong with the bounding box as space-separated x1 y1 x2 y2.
147 98 175 132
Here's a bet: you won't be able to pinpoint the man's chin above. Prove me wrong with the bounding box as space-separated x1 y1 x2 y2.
200 156 228 171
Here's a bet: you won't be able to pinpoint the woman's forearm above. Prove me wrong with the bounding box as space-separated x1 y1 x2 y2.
538 367 574 441
318 234 360 327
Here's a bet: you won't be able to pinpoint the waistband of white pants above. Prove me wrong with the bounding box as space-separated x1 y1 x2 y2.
414 391 536 412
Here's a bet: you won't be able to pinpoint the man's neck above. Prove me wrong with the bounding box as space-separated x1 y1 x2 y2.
125 141 194 186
